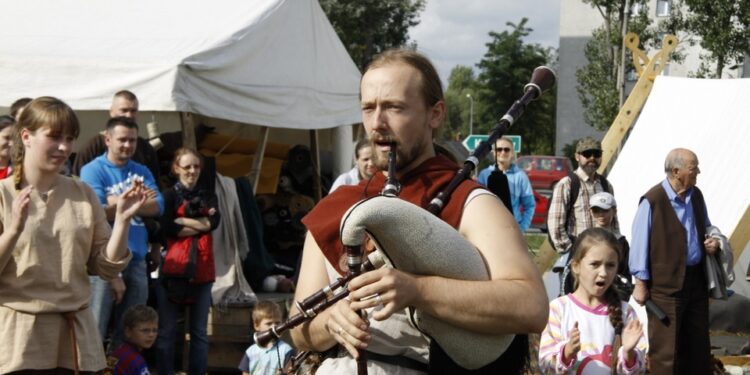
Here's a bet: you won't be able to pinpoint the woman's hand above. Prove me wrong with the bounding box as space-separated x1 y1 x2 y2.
8 186 32 235
116 183 147 221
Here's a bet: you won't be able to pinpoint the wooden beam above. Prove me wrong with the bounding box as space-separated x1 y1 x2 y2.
179 112 197 150
730 205 750 263
247 126 269 194
598 33 678 176
309 129 322 202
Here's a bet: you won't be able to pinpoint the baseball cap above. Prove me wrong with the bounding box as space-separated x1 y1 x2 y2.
589 192 616 210
576 137 602 153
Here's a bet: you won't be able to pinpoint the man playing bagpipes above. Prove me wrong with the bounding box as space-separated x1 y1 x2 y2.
288 49 548 374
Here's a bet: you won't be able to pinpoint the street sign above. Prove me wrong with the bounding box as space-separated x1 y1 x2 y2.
462 134 522 153
462 134 488 152
506 135 522 154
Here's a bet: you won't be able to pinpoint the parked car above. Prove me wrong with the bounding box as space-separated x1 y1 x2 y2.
528 190 549 232
516 155 573 191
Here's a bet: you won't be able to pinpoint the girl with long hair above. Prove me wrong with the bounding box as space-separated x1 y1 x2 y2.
539 227 647 374
0 96 146 373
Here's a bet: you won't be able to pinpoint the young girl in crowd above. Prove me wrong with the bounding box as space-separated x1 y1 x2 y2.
0 97 146 373
155 148 220 375
539 227 647 374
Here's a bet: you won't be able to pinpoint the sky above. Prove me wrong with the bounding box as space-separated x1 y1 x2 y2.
410 0 561 87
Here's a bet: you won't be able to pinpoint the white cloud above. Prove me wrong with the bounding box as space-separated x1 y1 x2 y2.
410 0 560 85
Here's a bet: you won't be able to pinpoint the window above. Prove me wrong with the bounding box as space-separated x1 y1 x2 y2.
631 3 643 16
656 0 671 17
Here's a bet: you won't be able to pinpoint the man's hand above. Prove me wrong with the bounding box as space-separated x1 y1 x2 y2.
147 243 161 273
110 277 126 304
325 299 371 358
704 236 720 255
633 279 649 306
115 184 147 221
563 322 580 363
143 187 158 200
348 267 419 322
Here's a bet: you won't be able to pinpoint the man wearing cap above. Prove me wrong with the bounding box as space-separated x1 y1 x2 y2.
547 137 618 254
629 148 719 374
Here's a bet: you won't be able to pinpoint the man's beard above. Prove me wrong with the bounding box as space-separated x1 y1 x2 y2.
581 161 599 175
371 139 425 172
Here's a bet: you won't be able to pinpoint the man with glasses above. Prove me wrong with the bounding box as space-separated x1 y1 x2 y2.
629 148 719 374
477 136 536 231
547 137 618 254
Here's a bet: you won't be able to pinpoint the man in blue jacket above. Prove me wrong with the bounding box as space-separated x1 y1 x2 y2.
477 136 536 231
81 116 164 350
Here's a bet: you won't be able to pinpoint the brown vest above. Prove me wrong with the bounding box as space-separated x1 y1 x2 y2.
642 183 707 295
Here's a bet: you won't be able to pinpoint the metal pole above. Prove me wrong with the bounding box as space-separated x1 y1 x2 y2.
466 93 474 135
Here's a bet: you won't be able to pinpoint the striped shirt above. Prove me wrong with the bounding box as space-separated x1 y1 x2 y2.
539 294 647 374
109 342 150 375
547 168 619 253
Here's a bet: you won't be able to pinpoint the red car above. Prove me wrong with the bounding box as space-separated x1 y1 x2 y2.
527 190 549 232
516 156 573 191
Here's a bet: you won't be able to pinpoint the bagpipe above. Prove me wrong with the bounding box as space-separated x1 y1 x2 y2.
255 66 557 372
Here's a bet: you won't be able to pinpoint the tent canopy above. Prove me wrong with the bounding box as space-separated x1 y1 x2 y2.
609 76 750 241
0 0 362 130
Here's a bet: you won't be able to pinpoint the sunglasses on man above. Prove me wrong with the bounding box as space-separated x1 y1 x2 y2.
580 149 602 158
495 147 512 153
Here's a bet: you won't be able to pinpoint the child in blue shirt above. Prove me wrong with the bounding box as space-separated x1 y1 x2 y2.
239 301 294 375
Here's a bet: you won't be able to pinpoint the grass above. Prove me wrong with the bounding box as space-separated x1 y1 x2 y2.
524 233 547 252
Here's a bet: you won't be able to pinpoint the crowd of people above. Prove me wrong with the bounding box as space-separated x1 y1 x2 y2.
0 48 733 375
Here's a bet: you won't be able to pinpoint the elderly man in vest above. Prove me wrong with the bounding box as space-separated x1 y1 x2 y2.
629 148 719 374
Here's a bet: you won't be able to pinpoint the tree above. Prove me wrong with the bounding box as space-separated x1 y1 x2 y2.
575 0 654 131
443 65 477 140
474 18 557 155
669 0 750 78
319 0 426 71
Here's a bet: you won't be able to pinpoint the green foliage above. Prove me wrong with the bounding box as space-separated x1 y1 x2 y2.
444 66 477 140
575 0 655 131
319 0 426 71
576 29 620 131
669 0 750 78
473 18 557 155
561 140 579 169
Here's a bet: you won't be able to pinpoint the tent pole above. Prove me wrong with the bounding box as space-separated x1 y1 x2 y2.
310 129 322 202
247 126 269 194
179 112 197 150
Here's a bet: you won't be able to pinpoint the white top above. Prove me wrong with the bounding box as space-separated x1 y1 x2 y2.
539 294 647 374
330 167 361 193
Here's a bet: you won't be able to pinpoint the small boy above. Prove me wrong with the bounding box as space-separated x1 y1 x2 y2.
239 301 294 375
107 304 158 375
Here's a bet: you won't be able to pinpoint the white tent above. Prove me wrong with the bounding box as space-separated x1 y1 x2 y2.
609 76 750 242
609 76 750 300
0 0 362 130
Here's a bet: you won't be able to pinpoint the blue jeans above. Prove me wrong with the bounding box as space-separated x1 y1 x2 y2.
155 280 213 375
89 275 113 342
89 259 149 349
